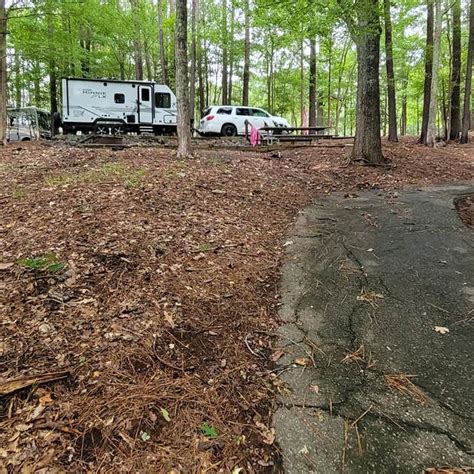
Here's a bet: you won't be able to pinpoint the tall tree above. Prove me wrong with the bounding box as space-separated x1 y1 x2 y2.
242 0 250 106
308 37 317 127
190 0 197 121
384 0 398 141
339 0 386 164
131 0 144 80
157 0 168 84
420 0 434 143
449 0 461 140
425 0 442 147
175 0 192 157
461 0 474 143
0 0 6 145
221 0 228 104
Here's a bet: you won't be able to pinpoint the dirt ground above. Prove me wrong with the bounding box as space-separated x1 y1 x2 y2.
0 139 473 472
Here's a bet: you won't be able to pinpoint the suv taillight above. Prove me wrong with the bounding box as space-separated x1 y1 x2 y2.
206 115 215 121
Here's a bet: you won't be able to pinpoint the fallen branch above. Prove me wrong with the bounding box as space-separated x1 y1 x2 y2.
0 371 70 396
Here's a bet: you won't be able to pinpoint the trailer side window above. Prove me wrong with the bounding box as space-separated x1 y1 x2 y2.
141 88 150 101
114 93 125 104
155 92 171 108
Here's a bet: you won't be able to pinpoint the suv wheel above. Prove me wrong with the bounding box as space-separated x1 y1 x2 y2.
221 124 237 137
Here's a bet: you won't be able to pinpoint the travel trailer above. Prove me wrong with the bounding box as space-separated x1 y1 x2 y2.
60 77 177 135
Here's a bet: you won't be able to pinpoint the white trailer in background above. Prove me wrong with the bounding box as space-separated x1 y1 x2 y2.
60 77 177 135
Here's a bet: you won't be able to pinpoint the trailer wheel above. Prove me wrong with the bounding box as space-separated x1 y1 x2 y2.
96 125 108 135
113 125 124 136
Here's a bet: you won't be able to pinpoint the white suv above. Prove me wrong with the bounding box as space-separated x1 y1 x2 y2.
198 105 290 136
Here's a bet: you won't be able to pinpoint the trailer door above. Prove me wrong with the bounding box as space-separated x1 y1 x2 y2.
138 85 153 123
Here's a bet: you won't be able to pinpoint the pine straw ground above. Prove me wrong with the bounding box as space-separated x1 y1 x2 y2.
0 139 473 473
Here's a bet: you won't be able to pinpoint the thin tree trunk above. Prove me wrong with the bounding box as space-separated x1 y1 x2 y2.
420 0 434 143
46 0 58 114
300 40 304 127
33 61 41 107
131 0 144 80
335 39 349 135
401 71 408 135
221 0 228 105
14 52 21 108
442 76 448 139
242 0 250 105
351 0 385 164
449 0 461 140
0 0 7 145
228 2 234 104
190 0 197 122
175 0 192 157
157 0 168 83
461 0 474 143
384 0 398 141
308 37 317 127
327 34 332 125
144 42 153 80
426 0 442 147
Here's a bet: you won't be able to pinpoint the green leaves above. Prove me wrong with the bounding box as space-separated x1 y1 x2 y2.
200 422 219 438
160 407 171 422
17 252 65 273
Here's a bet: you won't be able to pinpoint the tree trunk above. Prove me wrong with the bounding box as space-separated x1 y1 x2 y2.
46 0 58 114
461 0 474 143
131 0 144 80
33 61 41 107
175 0 192 157
228 3 234 104
0 0 7 145
335 39 349 135
308 37 317 127
351 0 385 164
300 40 304 126
401 71 408 135
157 0 168 83
420 0 434 143
327 34 332 126
190 0 197 122
384 0 398 141
425 0 442 147
242 0 250 106
221 0 228 105
144 42 153 80
449 0 461 140
14 52 21 108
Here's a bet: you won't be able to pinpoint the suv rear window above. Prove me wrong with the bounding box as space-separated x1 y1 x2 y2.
202 107 212 118
217 107 232 115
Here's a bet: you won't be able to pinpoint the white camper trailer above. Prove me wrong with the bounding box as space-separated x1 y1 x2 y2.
60 77 177 135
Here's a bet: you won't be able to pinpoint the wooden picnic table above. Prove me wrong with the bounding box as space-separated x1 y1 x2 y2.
259 126 330 134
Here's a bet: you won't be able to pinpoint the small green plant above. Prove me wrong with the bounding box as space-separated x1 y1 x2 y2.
200 422 219 439
17 252 65 272
160 407 171 422
197 243 213 252
12 188 25 198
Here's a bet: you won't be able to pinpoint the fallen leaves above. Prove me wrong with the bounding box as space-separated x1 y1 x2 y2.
434 326 450 334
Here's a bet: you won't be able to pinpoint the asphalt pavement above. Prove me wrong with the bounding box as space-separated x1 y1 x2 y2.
273 185 474 473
